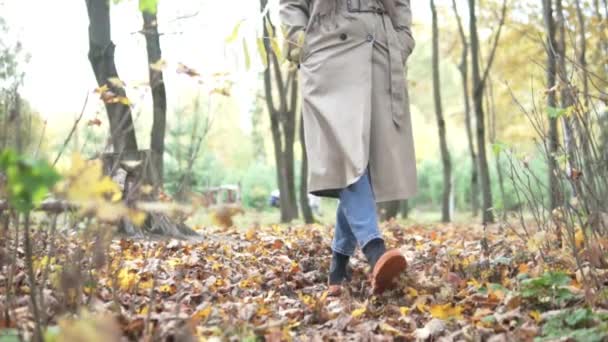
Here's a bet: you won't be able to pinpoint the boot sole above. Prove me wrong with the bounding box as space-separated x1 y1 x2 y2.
372 249 407 294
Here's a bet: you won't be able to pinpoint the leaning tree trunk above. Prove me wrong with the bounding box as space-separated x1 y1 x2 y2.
85 0 138 154
262 0 299 222
542 0 562 210
452 0 479 217
431 0 452 223
142 7 167 189
299 114 315 224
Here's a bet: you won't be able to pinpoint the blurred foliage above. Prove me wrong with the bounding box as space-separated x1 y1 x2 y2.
0 149 60 213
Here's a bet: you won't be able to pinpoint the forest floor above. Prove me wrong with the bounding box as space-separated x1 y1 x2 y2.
3 217 608 341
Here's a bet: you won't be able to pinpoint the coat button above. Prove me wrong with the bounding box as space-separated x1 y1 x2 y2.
340 33 347 41
366 34 374 42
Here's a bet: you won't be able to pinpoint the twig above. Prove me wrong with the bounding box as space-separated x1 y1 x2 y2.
53 93 89 166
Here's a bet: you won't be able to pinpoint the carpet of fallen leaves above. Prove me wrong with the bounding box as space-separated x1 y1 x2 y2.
3 219 608 341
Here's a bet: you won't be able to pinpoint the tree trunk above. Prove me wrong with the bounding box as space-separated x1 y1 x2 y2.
542 0 562 210
261 0 298 222
85 0 138 154
13 89 22 153
299 114 315 224
142 8 167 189
2 94 8 149
379 201 400 222
452 0 479 217
400 200 409 219
431 0 452 223
575 0 596 200
468 0 496 224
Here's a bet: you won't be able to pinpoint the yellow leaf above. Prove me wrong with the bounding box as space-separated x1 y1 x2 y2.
226 20 244 43
429 304 464 320
193 306 212 321
117 96 131 106
399 307 411 316
264 18 275 39
257 305 270 316
351 307 366 319
149 59 167 71
406 287 419 298
379 323 401 335
129 210 147 227
257 37 268 68
242 38 251 71
107 77 125 89
415 302 428 313
245 228 257 241
159 284 176 295
575 228 585 249
530 310 541 323
117 268 139 291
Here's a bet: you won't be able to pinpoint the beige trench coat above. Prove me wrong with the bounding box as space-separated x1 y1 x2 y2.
280 0 417 202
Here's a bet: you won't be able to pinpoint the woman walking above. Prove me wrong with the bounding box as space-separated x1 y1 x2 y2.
280 0 416 294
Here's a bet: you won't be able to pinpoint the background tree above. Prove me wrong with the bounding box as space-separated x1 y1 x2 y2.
85 0 139 154
452 0 479 217
431 0 452 223
542 0 562 210
467 0 507 224
299 114 314 224
260 0 298 222
142 3 167 189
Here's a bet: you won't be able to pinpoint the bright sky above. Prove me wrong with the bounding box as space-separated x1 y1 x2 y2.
1 0 437 134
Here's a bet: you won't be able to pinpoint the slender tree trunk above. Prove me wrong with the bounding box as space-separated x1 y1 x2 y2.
261 0 298 222
543 0 562 210
85 0 138 153
400 200 409 219
468 0 497 224
575 0 596 199
299 114 314 224
285 75 299 220
452 0 479 217
431 0 452 223
596 0 608 77
487 77 506 219
2 95 8 149
379 201 400 221
142 8 167 189
14 89 22 153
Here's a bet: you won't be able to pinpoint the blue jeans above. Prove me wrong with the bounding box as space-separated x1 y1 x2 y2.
331 170 383 256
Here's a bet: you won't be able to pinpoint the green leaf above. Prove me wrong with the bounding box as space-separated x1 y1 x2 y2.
139 0 157 14
547 106 567 119
257 37 268 69
492 141 509 156
0 150 61 213
226 20 244 43
565 308 593 328
242 38 251 71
